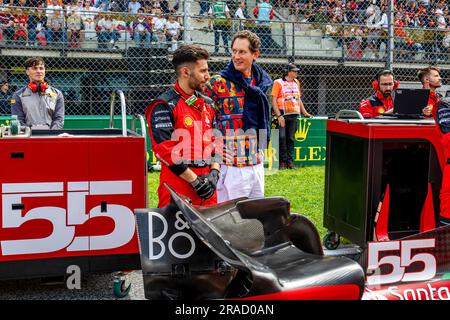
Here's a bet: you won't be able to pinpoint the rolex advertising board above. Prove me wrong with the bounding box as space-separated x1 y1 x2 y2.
265 117 327 170
0 116 327 168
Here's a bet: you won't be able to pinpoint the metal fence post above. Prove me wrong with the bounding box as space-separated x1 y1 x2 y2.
387 0 394 69
291 21 295 63
183 0 191 44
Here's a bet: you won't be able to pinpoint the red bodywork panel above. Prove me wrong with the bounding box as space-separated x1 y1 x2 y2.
241 284 362 300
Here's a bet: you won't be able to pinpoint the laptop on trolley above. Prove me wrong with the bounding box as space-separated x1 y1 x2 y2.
390 88 430 119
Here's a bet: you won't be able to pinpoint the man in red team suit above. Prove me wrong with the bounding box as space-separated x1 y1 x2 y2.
146 45 220 207
436 97 450 227
417 66 442 120
358 69 397 118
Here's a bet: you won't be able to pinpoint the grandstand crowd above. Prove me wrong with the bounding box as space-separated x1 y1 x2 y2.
0 0 449 60
0 0 182 49
271 0 450 60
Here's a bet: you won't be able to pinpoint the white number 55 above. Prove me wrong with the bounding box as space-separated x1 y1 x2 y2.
367 239 436 286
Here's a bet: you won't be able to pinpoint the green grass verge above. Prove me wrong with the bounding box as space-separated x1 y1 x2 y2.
148 165 326 237
265 166 326 237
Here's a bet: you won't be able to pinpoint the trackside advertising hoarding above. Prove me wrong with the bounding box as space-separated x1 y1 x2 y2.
0 116 327 168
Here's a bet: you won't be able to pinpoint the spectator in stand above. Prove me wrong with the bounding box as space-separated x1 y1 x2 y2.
131 8 151 48
0 79 12 115
159 0 169 14
80 0 99 41
165 14 180 52
94 0 110 12
209 0 231 54
394 12 424 59
13 8 28 45
298 0 315 23
128 0 141 14
420 0 430 9
366 5 381 59
253 0 274 51
332 0 345 22
151 6 166 48
198 1 209 16
142 1 152 14
67 0 83 17
235 1 247 30
314 4 330 24
0 0 15 43
171 0 180 13
436 8 447 29
235 1 246 20
96 12 117 48
27 7 38 46
66 1 83 47
112 13 130 43
45 0 62 5
346 0 359 23
17 0 28 9
376 4 388 55
46 0 65 46
109 1 122 11
34 8 47 46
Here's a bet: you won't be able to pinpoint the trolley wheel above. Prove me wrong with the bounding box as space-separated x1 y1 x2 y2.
113 277 131 298
323 231 340 250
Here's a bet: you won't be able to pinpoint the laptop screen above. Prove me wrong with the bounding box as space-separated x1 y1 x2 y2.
393 89 430 116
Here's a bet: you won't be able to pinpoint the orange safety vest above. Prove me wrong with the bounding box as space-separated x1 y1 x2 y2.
274 78 302 115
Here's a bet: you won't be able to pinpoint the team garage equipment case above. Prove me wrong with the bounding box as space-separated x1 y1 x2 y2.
323 111 445 249
0 124 146 280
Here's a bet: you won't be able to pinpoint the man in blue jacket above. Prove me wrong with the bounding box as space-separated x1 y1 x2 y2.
204 30 273 202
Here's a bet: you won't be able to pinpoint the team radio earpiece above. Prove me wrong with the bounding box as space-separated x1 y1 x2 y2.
372 70 399 91
28 81 49 93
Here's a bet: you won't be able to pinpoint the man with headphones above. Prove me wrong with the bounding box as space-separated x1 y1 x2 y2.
11 57 64 129
359 69 398 118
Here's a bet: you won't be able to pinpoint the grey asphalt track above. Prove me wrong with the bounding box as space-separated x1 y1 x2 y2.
0 270 146 300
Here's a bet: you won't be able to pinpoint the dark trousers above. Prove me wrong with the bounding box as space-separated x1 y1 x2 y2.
213 25 230 53
256 26 272 50
278 114 298 164
199 1 209 15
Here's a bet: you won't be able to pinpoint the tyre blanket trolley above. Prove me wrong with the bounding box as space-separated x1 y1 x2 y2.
0 90 147 297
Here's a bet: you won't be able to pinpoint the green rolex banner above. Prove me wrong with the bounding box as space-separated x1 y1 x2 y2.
264 117 327 170
1 116 327 168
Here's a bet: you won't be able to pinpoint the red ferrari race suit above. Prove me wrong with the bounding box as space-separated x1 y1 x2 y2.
427 91 441 120
436 97 450 226
358 91 394 118
146 82 217 208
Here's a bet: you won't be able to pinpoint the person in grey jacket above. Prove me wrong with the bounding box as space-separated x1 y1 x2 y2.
11 57 64 130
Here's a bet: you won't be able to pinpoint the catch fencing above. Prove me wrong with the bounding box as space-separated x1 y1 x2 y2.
0 1 449 117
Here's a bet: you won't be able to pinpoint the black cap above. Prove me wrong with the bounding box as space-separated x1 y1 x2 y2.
284 63 300 72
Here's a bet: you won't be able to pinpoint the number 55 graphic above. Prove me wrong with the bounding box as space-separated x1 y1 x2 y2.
366 239 437 286
1 181 135 256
